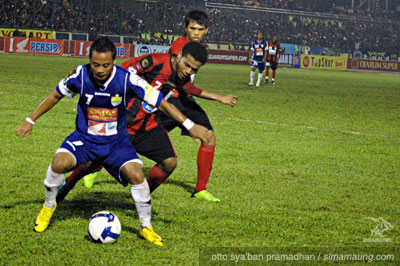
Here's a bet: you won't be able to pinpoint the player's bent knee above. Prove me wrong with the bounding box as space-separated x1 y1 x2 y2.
51 152 75 173
206 130 216 145
160 157 177 174
121 162 145 185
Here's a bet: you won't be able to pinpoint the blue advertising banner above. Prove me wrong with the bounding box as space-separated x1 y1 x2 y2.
277 54 301 68
281 43 327 55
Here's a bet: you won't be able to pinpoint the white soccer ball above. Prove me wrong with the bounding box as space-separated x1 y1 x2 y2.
88 211 121 244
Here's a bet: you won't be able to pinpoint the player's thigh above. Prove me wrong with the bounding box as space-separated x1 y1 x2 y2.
257 62 266 72
55 131 96 173
180 98 213 135
156 97 182 132
271 61 278 71
102 136 143 186
130 126 177 164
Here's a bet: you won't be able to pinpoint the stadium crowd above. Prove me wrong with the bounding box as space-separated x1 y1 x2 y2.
0 0 398 54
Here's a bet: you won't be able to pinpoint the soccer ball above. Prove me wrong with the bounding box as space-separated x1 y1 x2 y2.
88 211 121 244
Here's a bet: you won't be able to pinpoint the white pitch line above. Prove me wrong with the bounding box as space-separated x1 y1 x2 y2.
210 116 393 139
0 91 396 140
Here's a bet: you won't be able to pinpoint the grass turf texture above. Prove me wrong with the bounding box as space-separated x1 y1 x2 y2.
0 54 399 265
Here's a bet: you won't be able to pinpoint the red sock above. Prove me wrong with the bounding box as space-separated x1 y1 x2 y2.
195 144 215 192
66 165 103 186
147 165 170 193
272 70 276 79
265 69 269 79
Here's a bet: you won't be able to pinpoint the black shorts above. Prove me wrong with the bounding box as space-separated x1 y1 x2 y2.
156 96 213 136
267 60 278 71
129 125 176 163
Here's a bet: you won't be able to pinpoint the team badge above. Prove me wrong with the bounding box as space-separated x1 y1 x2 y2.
111 94 122 106
141 58 149 68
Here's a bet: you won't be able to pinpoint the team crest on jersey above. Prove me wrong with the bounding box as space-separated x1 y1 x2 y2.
141 59 149 69
111 94 122 106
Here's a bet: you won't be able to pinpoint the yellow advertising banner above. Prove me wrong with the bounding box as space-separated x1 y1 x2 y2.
0 28 54 39
301 55 347 71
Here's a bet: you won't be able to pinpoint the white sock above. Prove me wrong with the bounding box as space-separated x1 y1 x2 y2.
131 180 152 228
250 70 255 83
43 165 65 209
257 73 263 83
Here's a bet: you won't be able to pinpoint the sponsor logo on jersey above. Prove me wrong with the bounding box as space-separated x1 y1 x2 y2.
111 94 122 106
30 42 58 53
144 84 156 99
88 107 118 121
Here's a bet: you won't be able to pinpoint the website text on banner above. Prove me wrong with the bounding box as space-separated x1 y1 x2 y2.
74 40 131 59
347 58 400 73
5 37 63 55
1 28 54 39
207 50 249 65
301 55 347 71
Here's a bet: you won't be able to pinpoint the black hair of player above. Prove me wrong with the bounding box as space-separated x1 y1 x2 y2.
184 10 209 28
182 41 208 65
89 37 116 60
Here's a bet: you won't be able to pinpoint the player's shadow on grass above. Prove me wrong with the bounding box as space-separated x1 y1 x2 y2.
164 179 194 194
0 199 43 209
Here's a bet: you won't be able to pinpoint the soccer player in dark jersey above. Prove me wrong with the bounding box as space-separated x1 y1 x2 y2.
248 31 267 87
265 35 281 85
15 37 209 246
56 42 210 204
160 10 238 202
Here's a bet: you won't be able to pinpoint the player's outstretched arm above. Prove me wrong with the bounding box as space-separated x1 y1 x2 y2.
158 100 210 143
198 90 238 107
16 89 63 139
180 82 238 107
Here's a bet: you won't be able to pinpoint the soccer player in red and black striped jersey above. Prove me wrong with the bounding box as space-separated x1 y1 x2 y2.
159 10 238 202
265 35 281 84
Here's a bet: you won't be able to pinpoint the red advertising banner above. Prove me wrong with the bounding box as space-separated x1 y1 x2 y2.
74 41 131 59
347 58 400 73
5 37 63 55
207 49 249 65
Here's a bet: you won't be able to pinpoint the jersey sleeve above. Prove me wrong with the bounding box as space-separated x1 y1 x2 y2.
121 54 154 75
56 65 83 98
180 82 203 97
127 72 163 108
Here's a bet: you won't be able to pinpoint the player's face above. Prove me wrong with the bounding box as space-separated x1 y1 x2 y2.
257 32 263 40
273 36 278 42
176 53 203 79
90 51 114 82
185 20 208 42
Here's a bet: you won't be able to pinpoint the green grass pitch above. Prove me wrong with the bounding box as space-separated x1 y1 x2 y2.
0 54 399 265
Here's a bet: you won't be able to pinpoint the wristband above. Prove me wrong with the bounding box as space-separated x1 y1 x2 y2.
182 119 194 131
26 117 35 125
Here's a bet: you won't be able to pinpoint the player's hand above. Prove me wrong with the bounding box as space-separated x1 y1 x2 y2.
219 95 238 107
188 124 210 144
16 121 33 139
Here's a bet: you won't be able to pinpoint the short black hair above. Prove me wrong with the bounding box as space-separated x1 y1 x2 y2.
182 41 208 65
184 10 209 28
89 37 116 59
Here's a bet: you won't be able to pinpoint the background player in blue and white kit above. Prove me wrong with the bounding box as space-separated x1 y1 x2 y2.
15 37 210 246
248 32 267 87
